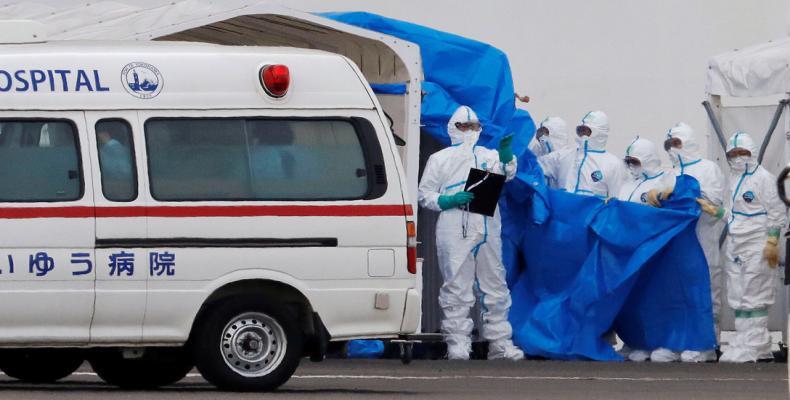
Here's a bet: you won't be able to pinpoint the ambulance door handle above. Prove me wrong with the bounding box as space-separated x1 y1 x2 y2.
68 170 79 180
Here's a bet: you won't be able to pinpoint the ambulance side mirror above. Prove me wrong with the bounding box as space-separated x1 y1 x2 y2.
778 165 790 207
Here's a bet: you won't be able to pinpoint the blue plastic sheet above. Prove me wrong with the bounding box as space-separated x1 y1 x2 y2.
321 12 536 153
503 175 716 360
324 11 715 361
346 339 385 359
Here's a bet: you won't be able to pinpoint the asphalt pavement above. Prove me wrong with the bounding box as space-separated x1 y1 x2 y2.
0 359 786 400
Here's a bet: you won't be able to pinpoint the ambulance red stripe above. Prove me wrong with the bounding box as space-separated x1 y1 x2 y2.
0 204 414 219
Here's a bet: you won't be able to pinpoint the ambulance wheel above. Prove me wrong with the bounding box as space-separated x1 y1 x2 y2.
192 296 303 392
89 349 193 389
0 349 83 383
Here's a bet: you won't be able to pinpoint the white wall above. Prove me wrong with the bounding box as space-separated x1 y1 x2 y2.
288 0 790 160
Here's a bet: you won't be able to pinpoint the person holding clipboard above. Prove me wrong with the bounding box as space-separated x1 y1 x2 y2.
418 105 524 361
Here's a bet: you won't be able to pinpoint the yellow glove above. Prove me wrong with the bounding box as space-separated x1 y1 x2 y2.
696 198 724 219
646 187 673 207
764 236 779 269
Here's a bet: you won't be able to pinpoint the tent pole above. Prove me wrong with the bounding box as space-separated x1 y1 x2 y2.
757 98 790 163
702 100 727 151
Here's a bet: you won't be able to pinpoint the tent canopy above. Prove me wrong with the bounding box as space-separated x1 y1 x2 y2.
707 37 790 97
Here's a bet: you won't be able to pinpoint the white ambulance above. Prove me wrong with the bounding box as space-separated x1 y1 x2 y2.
0 40 419 391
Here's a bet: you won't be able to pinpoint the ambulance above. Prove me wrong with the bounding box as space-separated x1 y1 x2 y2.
0 40 419 391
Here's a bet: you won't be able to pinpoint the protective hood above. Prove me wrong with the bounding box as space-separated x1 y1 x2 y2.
726 131 757 155
447 105 481 146
578 111 609 151
539 116 569 151
626 137 662 177
666 122 701 165
726 131 757 172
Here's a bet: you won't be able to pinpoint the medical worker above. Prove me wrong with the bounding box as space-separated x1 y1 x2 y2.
530 117 570 188
617 137 673 204
539 111 626 198
650 122 725 363
529 117 569 158
697 132 785 363
418 105 524 361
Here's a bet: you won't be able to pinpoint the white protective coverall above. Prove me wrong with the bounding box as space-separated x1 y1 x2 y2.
418 106 524 361
539 111 626 198
529 116 569 157
664 122 726 363
531 117 569 189
617 137 673 204
718 132 785 363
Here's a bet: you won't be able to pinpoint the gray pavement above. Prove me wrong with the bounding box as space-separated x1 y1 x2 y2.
0 359 786 400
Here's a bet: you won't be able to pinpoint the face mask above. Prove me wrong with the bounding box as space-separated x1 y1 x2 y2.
627 165 643 180
539 137 554 154
668 149 681 167
461 129 480 146
727 156 749 171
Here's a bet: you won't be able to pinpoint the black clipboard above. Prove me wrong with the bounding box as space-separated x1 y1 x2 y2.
463 168 505 217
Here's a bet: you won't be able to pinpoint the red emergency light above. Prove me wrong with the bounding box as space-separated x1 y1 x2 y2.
259 64 290 98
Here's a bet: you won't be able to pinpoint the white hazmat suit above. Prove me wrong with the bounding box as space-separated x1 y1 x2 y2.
716 132 785 362
617 137 673 203
531 117 570 189
539 111 626 198
530 116 569 157
418 106 524 361
658 122 726 363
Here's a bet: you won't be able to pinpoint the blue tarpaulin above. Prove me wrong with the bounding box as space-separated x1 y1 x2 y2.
324 12 715 361
322 12 536 155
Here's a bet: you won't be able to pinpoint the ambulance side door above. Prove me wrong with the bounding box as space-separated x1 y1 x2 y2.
85 112 147 343
0 112 95 344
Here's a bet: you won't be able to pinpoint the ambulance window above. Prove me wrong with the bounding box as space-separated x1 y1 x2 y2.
145 118 385 201
0 120 82 202
95 119 137 202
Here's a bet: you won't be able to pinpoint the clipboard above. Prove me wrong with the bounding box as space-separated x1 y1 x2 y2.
463 168 505 217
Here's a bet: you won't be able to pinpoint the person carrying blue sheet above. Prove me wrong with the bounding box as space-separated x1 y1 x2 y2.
649 122 725 363
539 111 627 199
418 105 524 361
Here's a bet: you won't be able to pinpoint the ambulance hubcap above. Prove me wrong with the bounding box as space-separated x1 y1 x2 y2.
221 312 286 377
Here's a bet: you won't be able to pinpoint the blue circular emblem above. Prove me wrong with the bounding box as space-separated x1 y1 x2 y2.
742 191 755 203
591 170 603 182
640 192 648 203
121 62 163 99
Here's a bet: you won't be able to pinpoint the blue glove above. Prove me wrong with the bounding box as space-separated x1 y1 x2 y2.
438 191 475 210
499 134 514 163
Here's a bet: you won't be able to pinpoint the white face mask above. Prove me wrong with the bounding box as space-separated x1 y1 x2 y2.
627 164 643 180
727 156 749 172
539 137 554 153
461 129 480 146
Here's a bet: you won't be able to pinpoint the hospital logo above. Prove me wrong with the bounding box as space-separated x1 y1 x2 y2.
640 192 648 203
591 170 603 182
121 62 162 99
742 191 755 203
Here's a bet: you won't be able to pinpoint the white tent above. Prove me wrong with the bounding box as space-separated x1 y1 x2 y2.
706 38 790 342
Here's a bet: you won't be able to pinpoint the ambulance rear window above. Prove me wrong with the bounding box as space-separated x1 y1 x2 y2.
0 120 82 202
144 117 386 201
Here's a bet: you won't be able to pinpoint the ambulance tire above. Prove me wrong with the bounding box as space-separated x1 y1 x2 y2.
192 296 303 392
0 349 83 383
89 349 193 389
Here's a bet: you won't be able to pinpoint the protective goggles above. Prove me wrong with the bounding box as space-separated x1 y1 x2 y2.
575 125 592 137
663 137 682 151
624 156 642 168
455 121 481 131
536 126 549 139
725 148 751 159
